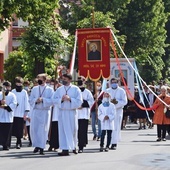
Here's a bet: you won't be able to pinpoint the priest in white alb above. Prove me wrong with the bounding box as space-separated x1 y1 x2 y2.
52 73 83 156
29 73 54 155
106 78 127 150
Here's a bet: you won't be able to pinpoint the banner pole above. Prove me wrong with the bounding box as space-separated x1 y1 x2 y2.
92 7 95 28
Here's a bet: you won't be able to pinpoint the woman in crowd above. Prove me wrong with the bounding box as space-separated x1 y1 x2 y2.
152 86 170 141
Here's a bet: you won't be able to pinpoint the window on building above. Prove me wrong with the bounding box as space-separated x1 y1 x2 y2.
13 18 18 27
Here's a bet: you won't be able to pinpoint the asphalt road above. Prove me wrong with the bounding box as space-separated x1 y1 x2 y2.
1 123 170 170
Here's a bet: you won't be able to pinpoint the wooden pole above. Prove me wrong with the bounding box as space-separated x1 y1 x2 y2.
54 60 58 90
92 1 95 28
91 1 98 115
92 7 95 28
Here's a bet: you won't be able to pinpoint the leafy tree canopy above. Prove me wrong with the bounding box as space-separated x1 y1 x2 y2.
119 0 167 82
4 50 27 86
0 0 59 31
20 18 64 77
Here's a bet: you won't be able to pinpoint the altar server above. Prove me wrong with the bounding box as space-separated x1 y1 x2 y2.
12 77 30 149
0 81 17 150
98 92 115 152
77 76 94 153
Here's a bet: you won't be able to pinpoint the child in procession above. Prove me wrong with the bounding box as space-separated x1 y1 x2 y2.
98 92 116 152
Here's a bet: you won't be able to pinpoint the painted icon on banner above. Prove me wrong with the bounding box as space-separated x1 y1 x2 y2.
86 40 102 61
115 70 128 86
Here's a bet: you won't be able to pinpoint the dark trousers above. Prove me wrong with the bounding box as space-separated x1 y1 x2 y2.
49 121 59 149
12 117 24 144
78 119 88 150
26 126 32 144
157 124 167 138
167 125 170 134
100 130 112 148
0 123 13 147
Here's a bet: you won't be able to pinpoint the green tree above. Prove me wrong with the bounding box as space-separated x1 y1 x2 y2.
59 0 169 83
21 19 63 77
4 49 59 84
162 0 170 82
0 0 59 31
59 0 130 34
1 0 66 79
4 51 27 86
59 0 93 35
90 0 131 20
120 0 167 82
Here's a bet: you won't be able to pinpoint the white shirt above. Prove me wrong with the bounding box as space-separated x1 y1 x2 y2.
0 92 17 123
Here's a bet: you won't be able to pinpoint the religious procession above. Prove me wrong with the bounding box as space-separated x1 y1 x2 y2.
1 25 170 158
1 68 170 157
1 2 170 170
0 72 121 155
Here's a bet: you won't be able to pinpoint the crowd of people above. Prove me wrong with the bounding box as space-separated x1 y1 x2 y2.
1 73 170 156
122 80 170 142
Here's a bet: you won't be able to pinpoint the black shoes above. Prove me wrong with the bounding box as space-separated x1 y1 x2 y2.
100 147 109 152
33 147 40 153
162 138 166 141
93 135 100 141
156 138 167 142
156 138 161 142
110 147 116 150
58 150 69 156
93 135 97 140
16 144 21 149
33 147 44 155
48 147 59 152
39 148 44 155
3 146 9 151
97 137 100 141
16 141 22 149
100 147 104 152
110 144 117 150
139 125 146 129
105 147 109 152
73 149 78 154
78 149 83 153
138 126 142 130
48 147 53 151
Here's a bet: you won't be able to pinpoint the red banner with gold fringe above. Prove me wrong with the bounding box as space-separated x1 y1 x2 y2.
77 28 110 81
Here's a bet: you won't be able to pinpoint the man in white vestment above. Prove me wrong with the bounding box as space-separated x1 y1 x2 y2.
29 73 54 155
0 81 17 150
53 73 83 156
77 76 94 153
106 78 127 150
12 77 30 149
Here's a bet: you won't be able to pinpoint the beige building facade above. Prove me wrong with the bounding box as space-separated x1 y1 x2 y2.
0 19 28 80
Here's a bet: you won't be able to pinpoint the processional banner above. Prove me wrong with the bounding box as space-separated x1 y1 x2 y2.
77 28 110 81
